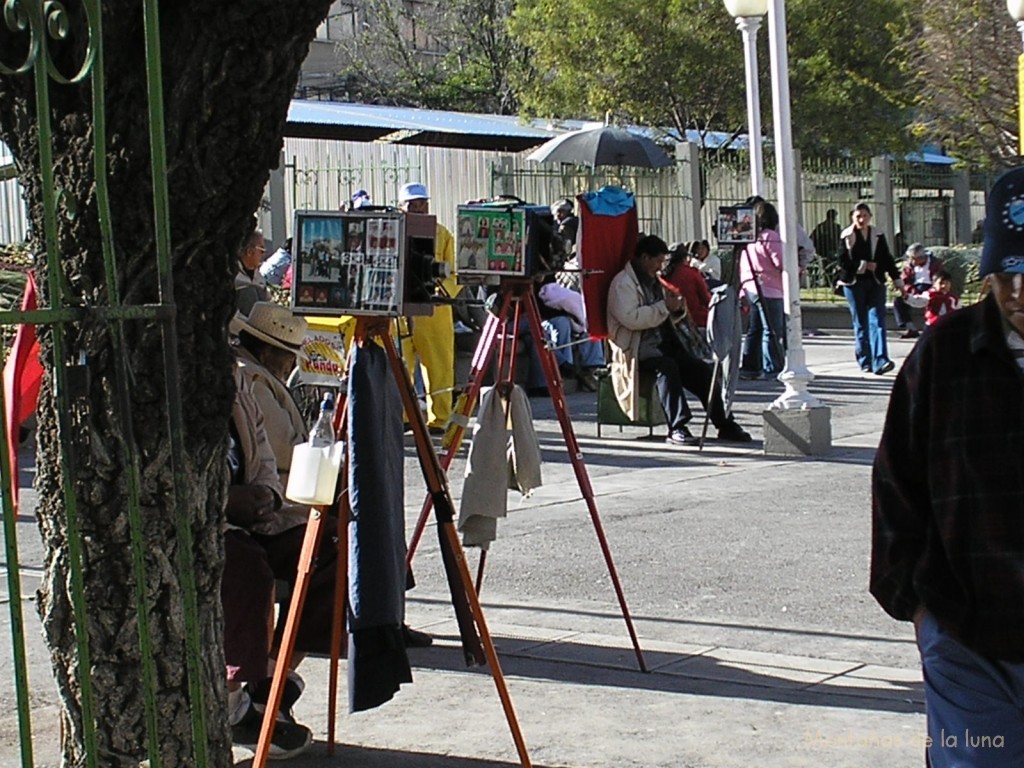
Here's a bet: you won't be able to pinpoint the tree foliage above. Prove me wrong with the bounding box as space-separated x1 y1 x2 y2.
0 2 331 765
785 0 914 156
511 0 914 155
902 0 1019 168
333 0 528 114
510 0 746 142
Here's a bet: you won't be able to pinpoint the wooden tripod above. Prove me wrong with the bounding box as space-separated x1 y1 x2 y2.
406 279 648 673
254 316 532 767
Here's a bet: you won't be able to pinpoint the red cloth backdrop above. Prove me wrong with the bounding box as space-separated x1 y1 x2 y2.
577 194 639 339
4 272 42 506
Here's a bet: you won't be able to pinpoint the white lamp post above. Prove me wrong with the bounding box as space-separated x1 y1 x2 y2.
724 0 769 196
1008 0 1024 155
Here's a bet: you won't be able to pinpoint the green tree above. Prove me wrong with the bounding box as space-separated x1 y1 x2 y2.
786 0 914 156
511 0 915 155
334 0 528 114
511 0 746 142
901 0 1019 168
0 2 332 765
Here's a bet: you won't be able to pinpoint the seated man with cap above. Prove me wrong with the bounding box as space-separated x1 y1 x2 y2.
397 181 461 433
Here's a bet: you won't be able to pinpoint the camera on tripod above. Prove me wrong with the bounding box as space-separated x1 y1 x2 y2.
290 208 444 317
715 204 758 246
454 197 563 285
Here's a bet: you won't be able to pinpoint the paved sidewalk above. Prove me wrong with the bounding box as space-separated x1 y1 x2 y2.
3 331 929 767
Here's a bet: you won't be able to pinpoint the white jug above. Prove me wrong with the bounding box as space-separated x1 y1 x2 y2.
285 441 344 506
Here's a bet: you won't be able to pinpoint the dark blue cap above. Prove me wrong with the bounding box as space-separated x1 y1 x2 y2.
981 166 1024 276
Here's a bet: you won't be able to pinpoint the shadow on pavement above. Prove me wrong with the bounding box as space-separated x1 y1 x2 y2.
409 639 924 717
235 743 555 767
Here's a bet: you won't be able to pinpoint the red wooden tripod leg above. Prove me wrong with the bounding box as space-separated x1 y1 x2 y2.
380 329 532 768
406 291 515 567
326 480 349 754
253 507 327 768
522 291 649 673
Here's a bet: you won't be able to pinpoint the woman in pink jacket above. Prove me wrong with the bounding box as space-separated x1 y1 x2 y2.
738 202 785 379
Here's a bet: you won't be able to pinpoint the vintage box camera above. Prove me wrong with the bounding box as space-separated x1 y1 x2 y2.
290 209 439 317
455 200 562 283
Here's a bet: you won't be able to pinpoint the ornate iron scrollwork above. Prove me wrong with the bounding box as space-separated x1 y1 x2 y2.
0 0 95 82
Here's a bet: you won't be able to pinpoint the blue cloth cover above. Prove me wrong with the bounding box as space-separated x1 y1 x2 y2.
579 185 636 216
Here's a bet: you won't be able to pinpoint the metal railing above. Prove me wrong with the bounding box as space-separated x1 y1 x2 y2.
1 2 206 766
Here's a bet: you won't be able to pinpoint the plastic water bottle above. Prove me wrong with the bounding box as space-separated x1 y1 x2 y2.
309 392 336 448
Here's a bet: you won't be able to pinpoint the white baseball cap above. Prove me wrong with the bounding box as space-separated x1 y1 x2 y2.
398 182 429 202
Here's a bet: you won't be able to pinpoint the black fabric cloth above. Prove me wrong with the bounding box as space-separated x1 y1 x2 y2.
871 295 1024 661
347 343 412 712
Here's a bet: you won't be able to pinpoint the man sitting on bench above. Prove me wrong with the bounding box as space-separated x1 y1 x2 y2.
607 235 752 447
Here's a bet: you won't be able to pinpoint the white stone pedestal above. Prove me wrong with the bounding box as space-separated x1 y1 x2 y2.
762 406 832 457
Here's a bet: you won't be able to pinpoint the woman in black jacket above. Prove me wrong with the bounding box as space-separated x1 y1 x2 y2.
836 203 904 374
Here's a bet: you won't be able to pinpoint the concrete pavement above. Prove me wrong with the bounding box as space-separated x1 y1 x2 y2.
2 330 929 767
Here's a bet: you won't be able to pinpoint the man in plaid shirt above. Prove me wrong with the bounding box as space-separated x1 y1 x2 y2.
871 166 1024 767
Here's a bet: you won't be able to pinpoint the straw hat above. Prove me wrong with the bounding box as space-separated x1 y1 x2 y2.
230 302 307 355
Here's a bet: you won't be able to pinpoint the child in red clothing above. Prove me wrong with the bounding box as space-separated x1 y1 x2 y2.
924 270 960 326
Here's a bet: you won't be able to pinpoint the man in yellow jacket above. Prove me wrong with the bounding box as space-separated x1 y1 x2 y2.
398 182 460 432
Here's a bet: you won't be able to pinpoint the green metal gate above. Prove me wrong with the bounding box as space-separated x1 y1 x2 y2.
0 3 208 767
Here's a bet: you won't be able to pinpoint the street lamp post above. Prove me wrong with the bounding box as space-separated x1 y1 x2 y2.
1009 0 1024 155
760 0 832 454
724 0 768 196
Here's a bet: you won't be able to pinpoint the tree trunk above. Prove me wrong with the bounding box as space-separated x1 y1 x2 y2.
0 2 333 765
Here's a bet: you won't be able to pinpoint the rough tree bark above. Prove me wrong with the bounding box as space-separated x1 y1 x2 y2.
0 2 333 765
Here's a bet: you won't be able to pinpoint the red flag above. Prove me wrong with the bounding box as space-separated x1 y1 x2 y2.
4 272 42 504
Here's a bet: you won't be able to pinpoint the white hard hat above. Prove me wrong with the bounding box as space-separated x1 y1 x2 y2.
398 182 429 203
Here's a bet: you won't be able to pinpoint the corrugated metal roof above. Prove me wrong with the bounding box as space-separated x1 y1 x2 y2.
286 100 557 152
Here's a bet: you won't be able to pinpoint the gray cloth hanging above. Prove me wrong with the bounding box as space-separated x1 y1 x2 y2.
459 385 542 550
706 284 742 416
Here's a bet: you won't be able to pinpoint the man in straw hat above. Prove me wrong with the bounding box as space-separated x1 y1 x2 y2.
224 302 328 758
872 166 1024 767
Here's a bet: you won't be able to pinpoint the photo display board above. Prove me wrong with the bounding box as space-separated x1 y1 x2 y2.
291 210 405 316
456 205 527 278
715 205 757 246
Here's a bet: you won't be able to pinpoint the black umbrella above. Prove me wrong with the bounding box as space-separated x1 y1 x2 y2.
526 125 673 168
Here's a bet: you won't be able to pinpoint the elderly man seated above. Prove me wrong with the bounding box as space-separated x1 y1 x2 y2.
607 234 751 447
894 242 944 339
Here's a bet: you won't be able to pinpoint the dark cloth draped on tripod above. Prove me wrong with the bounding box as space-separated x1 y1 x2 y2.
347 343 412 713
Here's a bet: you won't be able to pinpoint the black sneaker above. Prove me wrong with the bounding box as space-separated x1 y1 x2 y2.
717 421 752 443
403 623 433 647
231 692 312 760
666 427 700 446
577 369 599 392
247 672 305 725
874 360 896 375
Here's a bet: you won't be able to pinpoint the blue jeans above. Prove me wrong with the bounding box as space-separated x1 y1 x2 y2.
843 279 891 372
917 611 1024 767
741 292 785 376
520 315 605 388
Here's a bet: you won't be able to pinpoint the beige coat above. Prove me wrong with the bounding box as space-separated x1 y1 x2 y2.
231 365 306 536
236 347 308 489
606 262 670 421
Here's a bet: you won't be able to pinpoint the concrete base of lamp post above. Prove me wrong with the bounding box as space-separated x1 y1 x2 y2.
761 406 832 457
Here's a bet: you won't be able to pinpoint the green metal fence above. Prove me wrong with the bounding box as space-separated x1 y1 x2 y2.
0 3 207 767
